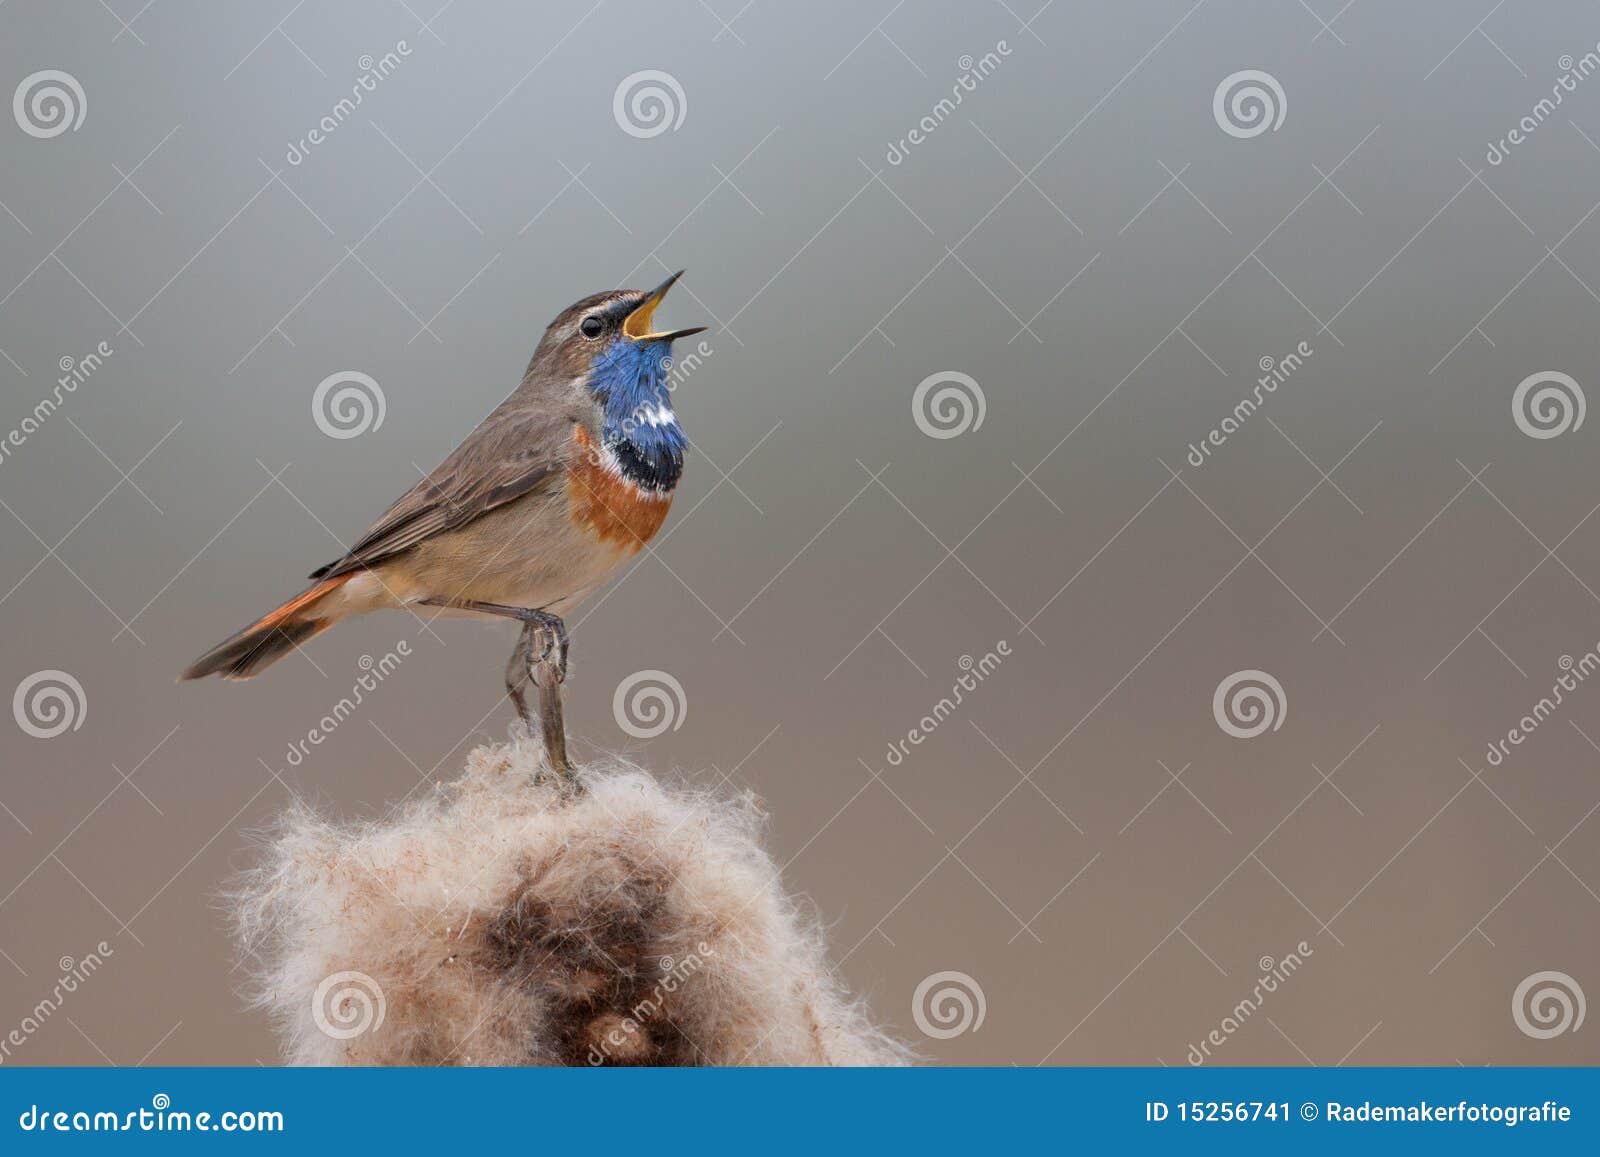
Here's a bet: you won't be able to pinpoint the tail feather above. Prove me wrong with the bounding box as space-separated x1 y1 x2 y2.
180 577 347 681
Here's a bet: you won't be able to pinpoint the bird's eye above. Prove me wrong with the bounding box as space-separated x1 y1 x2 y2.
579 315 605 339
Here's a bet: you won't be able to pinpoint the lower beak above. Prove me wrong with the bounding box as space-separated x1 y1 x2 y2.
623 270 707 342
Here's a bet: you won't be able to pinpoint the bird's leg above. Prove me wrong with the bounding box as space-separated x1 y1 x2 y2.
420 598 573 778
504 621 537 726
528 619 569 777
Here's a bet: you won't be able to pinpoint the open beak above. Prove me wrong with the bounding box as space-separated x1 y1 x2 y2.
623 270 707 343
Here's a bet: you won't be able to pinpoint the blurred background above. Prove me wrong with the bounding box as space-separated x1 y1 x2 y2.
1 0 1598 1065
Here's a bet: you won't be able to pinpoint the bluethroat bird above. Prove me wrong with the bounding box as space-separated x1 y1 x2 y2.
182 271 705 762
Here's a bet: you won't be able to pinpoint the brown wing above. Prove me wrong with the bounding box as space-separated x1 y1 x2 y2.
309 402 575 581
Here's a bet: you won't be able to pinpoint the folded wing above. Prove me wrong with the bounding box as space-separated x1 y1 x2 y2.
310 401 574 581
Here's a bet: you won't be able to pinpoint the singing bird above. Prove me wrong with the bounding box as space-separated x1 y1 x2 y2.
181 271 705 727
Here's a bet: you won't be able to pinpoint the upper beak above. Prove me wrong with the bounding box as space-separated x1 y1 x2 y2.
623 270 707 342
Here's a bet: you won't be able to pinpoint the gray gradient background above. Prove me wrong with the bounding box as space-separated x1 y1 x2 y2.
1 0 1598 1066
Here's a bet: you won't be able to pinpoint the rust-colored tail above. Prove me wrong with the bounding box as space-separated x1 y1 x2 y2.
180 576 348 681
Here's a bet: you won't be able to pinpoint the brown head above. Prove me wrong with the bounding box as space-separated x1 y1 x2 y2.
525 270 706 384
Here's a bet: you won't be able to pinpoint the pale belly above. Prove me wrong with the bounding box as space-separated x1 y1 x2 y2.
345 482 668 619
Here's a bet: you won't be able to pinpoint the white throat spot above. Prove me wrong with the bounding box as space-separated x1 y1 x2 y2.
633 401 676 428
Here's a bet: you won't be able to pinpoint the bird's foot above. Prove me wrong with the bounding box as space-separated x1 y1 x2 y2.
523 609 569 685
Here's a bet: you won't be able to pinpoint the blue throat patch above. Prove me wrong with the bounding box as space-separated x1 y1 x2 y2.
586 337 686 492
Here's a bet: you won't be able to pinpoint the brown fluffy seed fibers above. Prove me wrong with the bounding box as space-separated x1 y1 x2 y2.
232 737 915 1066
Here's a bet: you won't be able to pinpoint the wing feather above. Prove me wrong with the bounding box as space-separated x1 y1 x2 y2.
309 403 574 581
